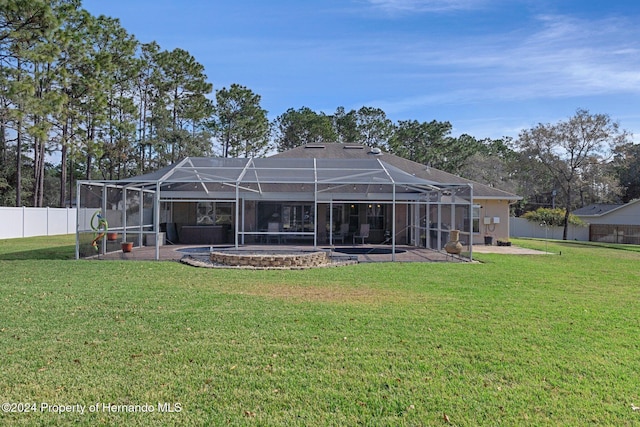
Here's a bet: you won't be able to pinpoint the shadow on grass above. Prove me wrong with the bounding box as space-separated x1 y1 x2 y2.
0 245 76 260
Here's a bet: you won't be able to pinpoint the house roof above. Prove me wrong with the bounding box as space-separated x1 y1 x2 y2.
106 143 519 203
119 156 444 188
272 143 521 200
573 201 639 217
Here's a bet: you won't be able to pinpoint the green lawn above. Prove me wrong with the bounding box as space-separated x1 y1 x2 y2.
1 235 639 426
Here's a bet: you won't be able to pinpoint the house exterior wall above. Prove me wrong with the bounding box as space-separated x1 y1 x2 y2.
573 201 640 244
577 201 640 225
477 199 512 243
152 198 513 246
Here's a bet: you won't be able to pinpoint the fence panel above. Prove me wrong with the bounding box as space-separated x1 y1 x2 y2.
0 208 25 239
0 207 76 239
510 217 589 241
590 224 640 244
23 208 49 237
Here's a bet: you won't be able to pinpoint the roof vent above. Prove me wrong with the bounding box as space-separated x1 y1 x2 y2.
343 145 365 149
370 147 382 155
304 144 325 149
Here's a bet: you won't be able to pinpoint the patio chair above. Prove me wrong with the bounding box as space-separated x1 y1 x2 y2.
333 223 350 244
353 224 370 245
267 222 281 243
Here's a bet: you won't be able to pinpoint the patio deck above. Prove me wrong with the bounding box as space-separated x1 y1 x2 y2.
90 243 471 264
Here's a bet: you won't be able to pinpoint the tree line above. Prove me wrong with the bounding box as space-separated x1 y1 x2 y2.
1 0 638 225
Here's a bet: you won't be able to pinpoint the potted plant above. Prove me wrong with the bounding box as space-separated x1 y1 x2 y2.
121 241 134 252
107 232 118 241
496 238 511 246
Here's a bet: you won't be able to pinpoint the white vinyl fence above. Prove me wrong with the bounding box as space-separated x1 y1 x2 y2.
0 207 76 239
0 209 594 242
510 217 589 241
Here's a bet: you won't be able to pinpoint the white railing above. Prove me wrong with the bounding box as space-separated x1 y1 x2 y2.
0 207 76 239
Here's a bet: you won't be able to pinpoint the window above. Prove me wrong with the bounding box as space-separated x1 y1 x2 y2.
349 204 359 232
215 203 233 225
282 204 314 232
326 205 344 232
366 204 384 230
197 203 215 225
197 202 233 225
472 205 480 233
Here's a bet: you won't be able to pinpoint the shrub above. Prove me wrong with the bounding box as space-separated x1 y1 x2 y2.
522 207 585 227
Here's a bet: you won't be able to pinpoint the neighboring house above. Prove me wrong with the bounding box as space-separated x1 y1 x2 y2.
76 144 521 260
573 199 640 244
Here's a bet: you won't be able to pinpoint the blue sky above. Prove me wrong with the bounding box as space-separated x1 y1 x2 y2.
82 0 640 142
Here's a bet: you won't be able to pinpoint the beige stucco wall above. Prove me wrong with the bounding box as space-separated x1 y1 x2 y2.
477 199 512 243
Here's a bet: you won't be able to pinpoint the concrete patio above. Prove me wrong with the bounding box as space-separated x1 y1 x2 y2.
90 243 471 264
87 242 550 266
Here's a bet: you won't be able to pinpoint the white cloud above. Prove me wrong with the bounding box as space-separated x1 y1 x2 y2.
362 13 640 103
207 11 640 110
197 9 640 138
318 11 640 140
507 15 640 94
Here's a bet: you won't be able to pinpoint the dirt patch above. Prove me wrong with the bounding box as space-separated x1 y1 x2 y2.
472 245 551 255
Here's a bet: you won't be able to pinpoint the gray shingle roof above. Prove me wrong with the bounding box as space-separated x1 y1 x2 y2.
117 156 442 187
572 203 625 216
272 144 520 200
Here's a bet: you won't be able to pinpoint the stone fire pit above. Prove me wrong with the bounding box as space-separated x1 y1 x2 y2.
209 249 331 268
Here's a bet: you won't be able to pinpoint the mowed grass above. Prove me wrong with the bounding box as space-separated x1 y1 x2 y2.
1 236 639 426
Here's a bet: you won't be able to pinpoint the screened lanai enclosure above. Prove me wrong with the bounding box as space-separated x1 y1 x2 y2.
76 157 474 261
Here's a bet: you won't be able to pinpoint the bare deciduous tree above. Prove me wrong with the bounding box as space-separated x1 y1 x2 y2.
517 109 630 239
